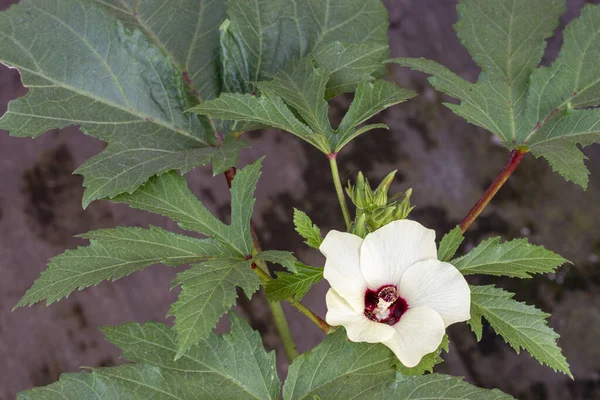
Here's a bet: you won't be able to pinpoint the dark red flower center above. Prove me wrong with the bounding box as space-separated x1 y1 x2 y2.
364 285 408 326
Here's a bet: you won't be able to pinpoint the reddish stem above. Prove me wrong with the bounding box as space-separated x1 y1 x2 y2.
459 149 527 233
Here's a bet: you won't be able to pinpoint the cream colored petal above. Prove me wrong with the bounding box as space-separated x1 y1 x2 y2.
399 259 471 327
360 220 437 289
321 230 367 311
382 306 445 368
325 289 395 343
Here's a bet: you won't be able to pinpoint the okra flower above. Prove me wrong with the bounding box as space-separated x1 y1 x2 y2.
321 220 470 367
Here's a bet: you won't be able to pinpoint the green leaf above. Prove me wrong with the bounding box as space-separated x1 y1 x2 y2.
314 41 389 99
114 160 263 257
19 314 280 399
254 250 298 273
15 226 221 308
189 93 324 150
17 365 195 400
379 375 514 400
390 0 564 143
102 313 280 399
393 335 449 376
0 0 229 207
210 136 251 175
257 58 332 136
468 285 572 377
293 208 323 249
92 0 226 101
283 329 513 400
390 2 600 188
528 109 600 189
438 226 464 262
265 263 323 302
525 5 600 136
228 159 264 256
452 237 568 278
224 0 389 92
169 258 260 358
334 80 415 152
283 329 399 399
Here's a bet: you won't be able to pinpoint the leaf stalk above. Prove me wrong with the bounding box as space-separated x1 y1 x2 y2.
459 148 527 233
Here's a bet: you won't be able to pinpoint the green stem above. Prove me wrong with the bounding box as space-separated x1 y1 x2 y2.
268 300 299 361
288 298 334 334
253 262 299 361
328 154 352 230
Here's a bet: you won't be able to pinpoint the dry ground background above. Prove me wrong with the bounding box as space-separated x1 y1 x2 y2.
1 0 600 399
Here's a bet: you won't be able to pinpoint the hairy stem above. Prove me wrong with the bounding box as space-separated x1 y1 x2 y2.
328 154 352 230
459 148 527 233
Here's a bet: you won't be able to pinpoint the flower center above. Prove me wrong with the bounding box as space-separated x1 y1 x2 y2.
363 285 408 325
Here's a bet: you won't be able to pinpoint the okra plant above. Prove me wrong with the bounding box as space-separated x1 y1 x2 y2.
1 0 598 398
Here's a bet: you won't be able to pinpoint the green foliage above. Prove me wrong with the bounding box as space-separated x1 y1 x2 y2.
92 0 225 100
192 62 414 154
293 208 323 249
0 0 241 207
114 159 263 257
393 335 449 376
453 237 568 278
335 80 414 149
265 263 323 302
283 329 513 399
469 285 571 377
438 226 464 262
314 42 389 99
19 314 280 399
257 58 332 137
15 226 224 308
389 0 600 188
0 0 392 207
221 0 390 95
254 250 298 273
169 258 260 358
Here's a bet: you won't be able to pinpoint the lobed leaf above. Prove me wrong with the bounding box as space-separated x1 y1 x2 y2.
293 208 323 249
254 250 298 274
468 285 572 377
223 0 389 93
19 314 279 399
337 80 416 138
0 0 232 207
438 226 464 262
257 58 332 136
314 41 389 99
103 313 280 399
390 1 600 187
265 263 323 302
283 329 513 399
113 160 263 257
452 237 568 278
92 0 225 101
169 258 260 358
15 226 222 308
188 93 322 149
